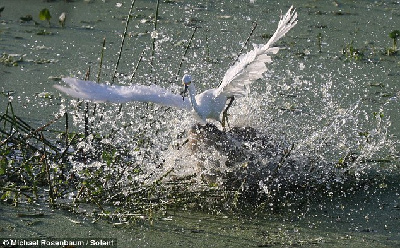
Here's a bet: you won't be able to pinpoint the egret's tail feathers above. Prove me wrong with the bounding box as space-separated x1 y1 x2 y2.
263 5 297 51
216 6 297 98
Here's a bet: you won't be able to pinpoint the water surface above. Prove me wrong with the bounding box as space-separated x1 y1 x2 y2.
1 0 400 247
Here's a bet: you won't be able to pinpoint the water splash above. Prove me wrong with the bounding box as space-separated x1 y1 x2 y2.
51 1 399 211
60 61 397 210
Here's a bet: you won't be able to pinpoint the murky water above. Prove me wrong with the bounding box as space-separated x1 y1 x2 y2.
1 0 400 247
1 177 400 247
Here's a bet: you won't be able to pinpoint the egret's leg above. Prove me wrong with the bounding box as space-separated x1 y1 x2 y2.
221 97 234 129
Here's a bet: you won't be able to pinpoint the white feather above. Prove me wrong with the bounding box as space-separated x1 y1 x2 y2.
55 6 297 124
215 5 297 98
54 78 191 110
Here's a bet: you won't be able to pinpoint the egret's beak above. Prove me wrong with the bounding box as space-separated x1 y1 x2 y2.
181 82 190 101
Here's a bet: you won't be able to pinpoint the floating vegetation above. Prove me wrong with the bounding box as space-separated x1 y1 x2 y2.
35 92 54 99
32 58 58 64
36 29 53 35
369 82 385 88
342 41 364 61
0 53 24 66
331 10 352 16
217 15 232 19
39 8 52 27
0 102 65 205
0 53 57 66
20 15 33 23
0 99 232 215
387 30 399 55
317 32 323 53
163 0 180 4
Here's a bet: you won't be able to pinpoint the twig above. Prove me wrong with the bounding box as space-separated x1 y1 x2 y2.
130 49 145 83
65 112 69 147
97 37 106 83
73 184 86 205
150 0 161 84
112 0 137 84
317 33 322 53
5 101 15 121
84 67 91 138
232 21 258 66
1 113 62 151
205 29 210 62
218 22 258 87
32 114 64 136
4 101 16 133
174 27 198 83
93 38 107 130
0 126 39 154
74 185 105 213
59 132 79 163
273 143 295 175
41 132 55 206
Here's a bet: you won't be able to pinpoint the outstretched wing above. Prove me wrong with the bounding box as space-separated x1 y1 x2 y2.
215 6 297 98
54 78 192 110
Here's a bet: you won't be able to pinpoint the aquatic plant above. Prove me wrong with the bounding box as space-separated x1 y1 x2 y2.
0 53 23 66
36 29 52 36
20 15 33 23
2 2 399 226
150 0 161 84
112 0 137 83
0 101 67 205
317 32 322 53
39 8 52 27
387 30 399 55
59 12 66 28
342 41 364 61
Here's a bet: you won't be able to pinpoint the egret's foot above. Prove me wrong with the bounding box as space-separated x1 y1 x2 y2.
221 111 230 131
221 97 234 130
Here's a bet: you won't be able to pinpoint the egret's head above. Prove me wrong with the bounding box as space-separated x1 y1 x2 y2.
181 74 192 100
182 74 192 86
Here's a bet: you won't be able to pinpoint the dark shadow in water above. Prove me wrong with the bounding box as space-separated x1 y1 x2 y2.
185 123 353 205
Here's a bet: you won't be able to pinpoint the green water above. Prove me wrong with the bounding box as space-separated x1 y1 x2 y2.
1 177 400 247
2 0 398 127
1 0 400 247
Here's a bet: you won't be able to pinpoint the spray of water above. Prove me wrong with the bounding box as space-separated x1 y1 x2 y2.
53 2 398 213
59 54 396 212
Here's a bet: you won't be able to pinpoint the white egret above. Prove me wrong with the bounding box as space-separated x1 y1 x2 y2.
55 6 297 127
